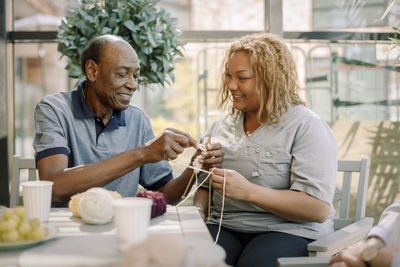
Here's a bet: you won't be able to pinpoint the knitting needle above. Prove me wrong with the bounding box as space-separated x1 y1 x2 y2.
176 169 213 207
205 133 212 148
181 172 195 200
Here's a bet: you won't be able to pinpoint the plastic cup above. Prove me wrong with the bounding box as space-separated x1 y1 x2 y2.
22 180 53 222
113 197 153 251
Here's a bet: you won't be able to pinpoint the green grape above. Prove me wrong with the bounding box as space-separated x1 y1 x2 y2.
7 230 19 242
22 233 31 240
9 214 20 224
13 206 26 218
1 232 9 242
18 221 31 236
3 219 18 232
30 218 41 230
2 209 13 220
0 210 46 243
0 221 8 232
31 226 46 241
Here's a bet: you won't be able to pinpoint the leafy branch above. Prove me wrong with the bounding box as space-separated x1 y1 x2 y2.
57 0 185 86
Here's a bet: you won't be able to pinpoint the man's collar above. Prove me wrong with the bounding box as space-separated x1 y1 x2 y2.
72 80 126 126
72 81 96 119
112 109 126 127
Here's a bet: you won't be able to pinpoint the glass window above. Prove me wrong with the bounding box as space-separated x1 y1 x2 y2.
161 0 265 31
13 43 69 157
283 0 399 32
14 0 266 32
7 0 400 222
189 0 265 31
287 41 400 122
13 0 75 31
132 42 230 140
283 0 313 31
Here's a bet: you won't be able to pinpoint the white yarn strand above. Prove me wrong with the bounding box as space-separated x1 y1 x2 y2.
171 160 213 176
214 169 226 244
176 170 212 207
173 159 227 245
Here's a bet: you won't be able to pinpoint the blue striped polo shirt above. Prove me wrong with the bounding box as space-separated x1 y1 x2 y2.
33 81 173 200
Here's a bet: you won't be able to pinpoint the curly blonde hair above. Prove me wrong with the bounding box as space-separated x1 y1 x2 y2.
219 33 305 124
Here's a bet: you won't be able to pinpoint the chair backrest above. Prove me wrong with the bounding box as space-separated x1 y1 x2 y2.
10 155 37 207
333 158 370 230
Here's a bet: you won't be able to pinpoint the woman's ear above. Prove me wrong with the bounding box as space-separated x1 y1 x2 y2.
85 59 98 82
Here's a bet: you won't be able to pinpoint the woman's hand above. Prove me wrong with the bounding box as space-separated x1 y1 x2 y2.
200 143 224 170
211 168 251 201
191 142 224 170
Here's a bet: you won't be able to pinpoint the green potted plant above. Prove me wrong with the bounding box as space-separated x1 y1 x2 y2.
57 0 184 86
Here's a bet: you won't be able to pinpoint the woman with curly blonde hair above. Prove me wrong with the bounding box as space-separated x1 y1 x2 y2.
194 33 338 267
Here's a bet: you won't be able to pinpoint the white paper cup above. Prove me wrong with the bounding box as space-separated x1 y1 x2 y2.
113 197 153 251
22 181 53 222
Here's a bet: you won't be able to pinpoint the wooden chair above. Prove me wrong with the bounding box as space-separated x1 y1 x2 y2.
10 155 37 207
278 158 373 267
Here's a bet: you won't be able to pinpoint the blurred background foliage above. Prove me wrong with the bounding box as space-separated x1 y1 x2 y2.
57 0 184 86
142 58 198 137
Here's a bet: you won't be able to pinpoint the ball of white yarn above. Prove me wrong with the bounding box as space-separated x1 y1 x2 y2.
78 187 114 224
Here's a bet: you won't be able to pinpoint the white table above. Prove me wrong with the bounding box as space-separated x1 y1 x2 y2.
0 205 215 266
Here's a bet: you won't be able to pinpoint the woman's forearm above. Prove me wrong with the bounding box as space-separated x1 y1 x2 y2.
246 183 330 223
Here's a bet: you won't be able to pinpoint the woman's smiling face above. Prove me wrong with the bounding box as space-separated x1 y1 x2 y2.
225 51 260 114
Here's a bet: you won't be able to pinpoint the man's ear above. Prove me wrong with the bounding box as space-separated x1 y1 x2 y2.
85 59 98 82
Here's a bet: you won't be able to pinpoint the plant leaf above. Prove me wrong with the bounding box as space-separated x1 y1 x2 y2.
378 0 396 20
123 20 136 32
101 27 112 34
147 30 157 47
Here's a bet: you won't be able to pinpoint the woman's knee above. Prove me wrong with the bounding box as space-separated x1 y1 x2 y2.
206 224 243 266
236 232 311 267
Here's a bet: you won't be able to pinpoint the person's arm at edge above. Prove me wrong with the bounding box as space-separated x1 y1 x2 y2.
367 201 400 244
330 202 400 266
329 237 397 267
390 252 400 267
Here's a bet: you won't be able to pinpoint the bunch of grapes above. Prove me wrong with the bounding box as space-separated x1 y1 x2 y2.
0 206 46 243
135 191 167 218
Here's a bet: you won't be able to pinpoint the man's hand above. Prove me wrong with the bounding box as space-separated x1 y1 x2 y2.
329 237 396 267
144 128 198 163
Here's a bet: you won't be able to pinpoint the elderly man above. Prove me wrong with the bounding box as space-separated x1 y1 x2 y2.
330 201 400 267
33 35 223 206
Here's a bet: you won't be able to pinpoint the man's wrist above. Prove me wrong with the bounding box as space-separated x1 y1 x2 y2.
135 146 150 164
362 239 385 266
